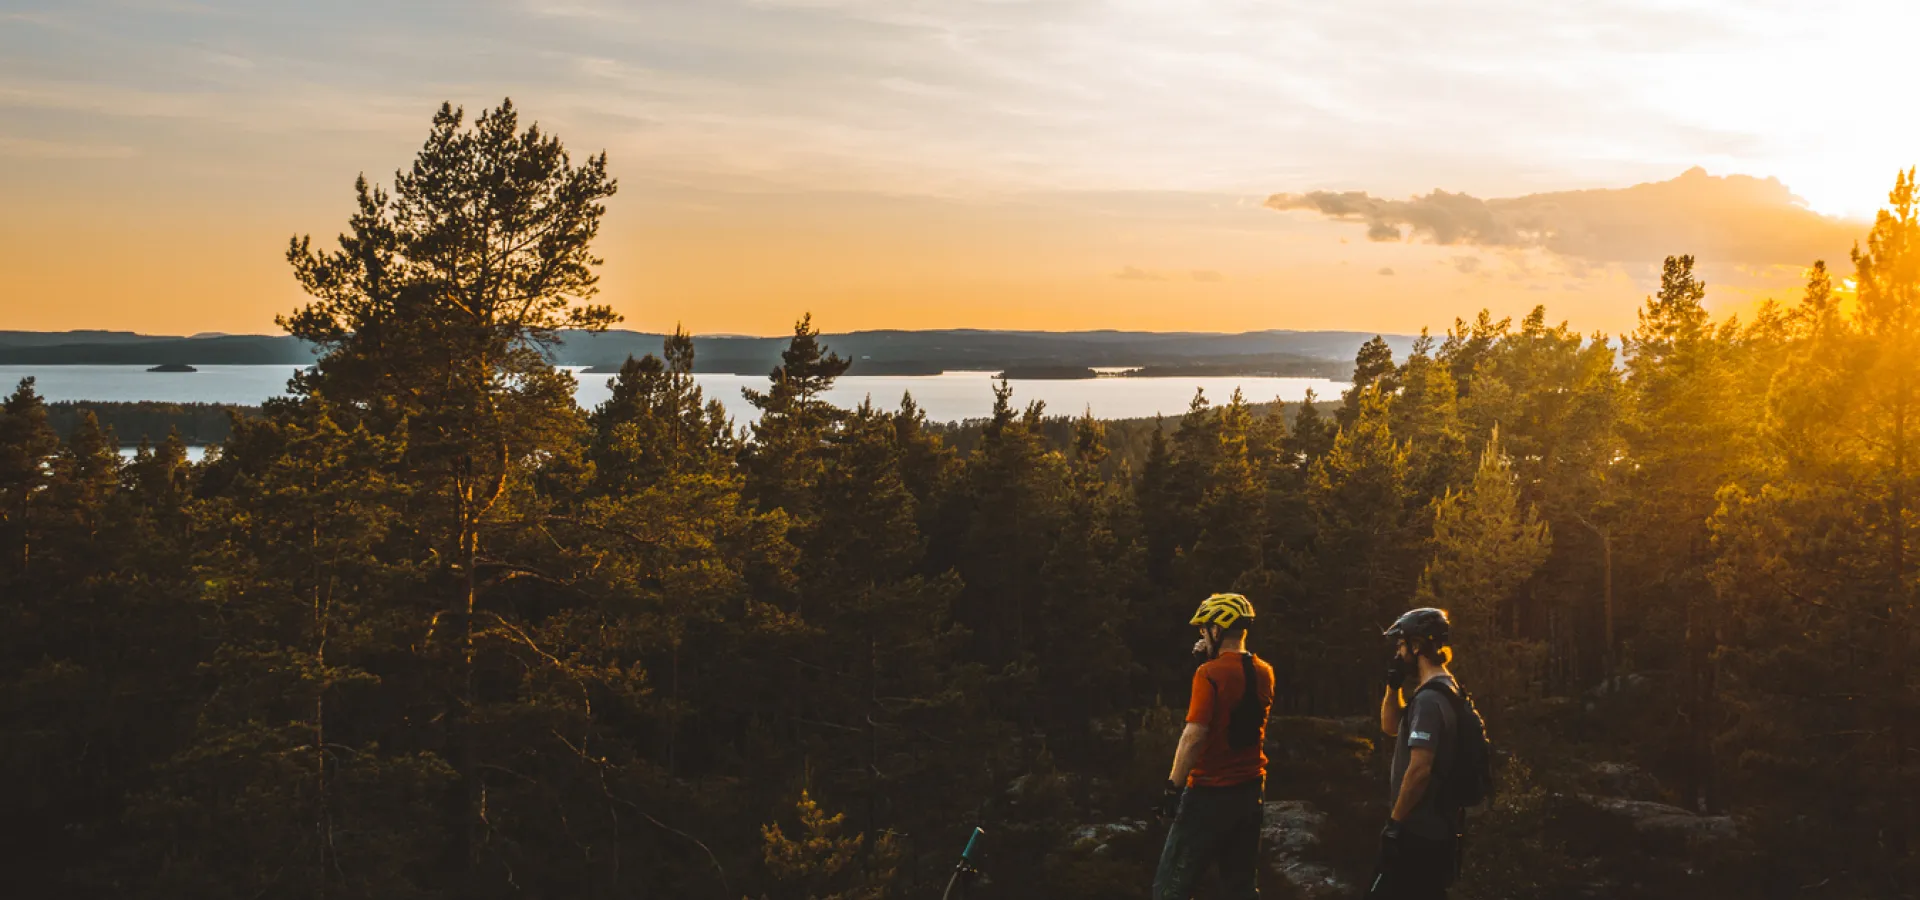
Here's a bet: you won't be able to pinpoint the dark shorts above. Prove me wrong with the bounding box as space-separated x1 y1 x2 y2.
1367 832 1459 900
1152 778 1264 900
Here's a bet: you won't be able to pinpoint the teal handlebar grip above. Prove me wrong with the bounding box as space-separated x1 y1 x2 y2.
960 827 984 861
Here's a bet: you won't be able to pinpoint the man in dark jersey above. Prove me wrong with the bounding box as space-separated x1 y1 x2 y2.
1152 593 1276 900
1372 608 1463 899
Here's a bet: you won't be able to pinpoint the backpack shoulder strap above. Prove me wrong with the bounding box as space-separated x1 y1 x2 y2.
1413 678 1459 700
1245 652 1276 700
1413 678 1468 721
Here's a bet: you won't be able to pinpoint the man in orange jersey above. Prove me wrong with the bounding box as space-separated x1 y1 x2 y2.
1151 593 1277 900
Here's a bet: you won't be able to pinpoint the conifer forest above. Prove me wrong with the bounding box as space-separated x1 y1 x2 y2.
4 102 1918 899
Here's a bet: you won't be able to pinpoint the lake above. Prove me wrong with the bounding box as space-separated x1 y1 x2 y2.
6 364 1349 433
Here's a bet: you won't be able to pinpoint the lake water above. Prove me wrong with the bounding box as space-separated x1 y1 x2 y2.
6 365 1348 434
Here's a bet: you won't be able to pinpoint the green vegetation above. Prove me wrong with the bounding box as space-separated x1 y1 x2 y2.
1 100 1915 899
45 400 258 446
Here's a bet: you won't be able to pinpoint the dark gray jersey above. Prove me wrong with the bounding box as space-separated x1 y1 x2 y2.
1389 674 1461 840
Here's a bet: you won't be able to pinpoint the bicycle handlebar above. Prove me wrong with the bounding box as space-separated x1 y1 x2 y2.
960 827 984 863
940 827 985 900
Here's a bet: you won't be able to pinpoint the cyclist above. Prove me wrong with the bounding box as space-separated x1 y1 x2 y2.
1372 607 1465 899
1152 593 1276 900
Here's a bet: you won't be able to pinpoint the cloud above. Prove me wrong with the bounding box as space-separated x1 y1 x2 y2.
1378 267 1396 276
0 136 136 159
0 79 427 135
1113 266 1225 282
1451 255 1481 274
201 51 254 69
1267 167 1865 268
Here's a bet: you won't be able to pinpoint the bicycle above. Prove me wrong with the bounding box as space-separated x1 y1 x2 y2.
939 826 985 900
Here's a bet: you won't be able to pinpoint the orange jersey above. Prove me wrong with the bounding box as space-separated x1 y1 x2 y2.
1184 650 1275 788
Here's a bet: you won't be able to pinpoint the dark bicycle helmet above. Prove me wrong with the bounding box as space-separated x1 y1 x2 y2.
1383 607 1451 648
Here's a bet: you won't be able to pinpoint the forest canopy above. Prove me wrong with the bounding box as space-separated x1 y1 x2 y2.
1 100 1916 900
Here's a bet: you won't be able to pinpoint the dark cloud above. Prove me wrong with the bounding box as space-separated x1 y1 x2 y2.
1378 267 1396 276
1451 255 1482 274
1114 265 1165 281
1266 167 1863 268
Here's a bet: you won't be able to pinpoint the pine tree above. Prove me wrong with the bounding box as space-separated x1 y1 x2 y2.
1849 168 1919 619
954 381 1069 671
1416 427 1552 712
0 378 60 577
3 409 214 896
134 404 444 899
1392 330 1470 498
1710 172 1920 888
589 326 736 493
1447 307 1623 685
1285 387 1337 468
891 392 962 564
743 314 853 522
47 410 121 543
1137 419 1181 586
1184 389 1268 594
1439 310 1512 398
1620 254 1747 811
1302 386 1419 710
279 97 621 891
756 789 899 900
1339 335 1399 426
1034 411 1142 760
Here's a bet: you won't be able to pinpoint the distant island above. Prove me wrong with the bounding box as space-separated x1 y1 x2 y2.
1121 361 1342 378
146 363 197 373
995 365 1098 380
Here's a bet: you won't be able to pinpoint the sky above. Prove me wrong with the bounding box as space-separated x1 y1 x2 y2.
0 0 1914 337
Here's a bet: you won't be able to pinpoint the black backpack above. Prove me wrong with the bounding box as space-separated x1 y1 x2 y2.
1226 652 1273 750
1414 679 1495 809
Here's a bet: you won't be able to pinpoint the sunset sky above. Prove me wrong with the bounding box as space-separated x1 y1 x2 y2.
2 0 1914 337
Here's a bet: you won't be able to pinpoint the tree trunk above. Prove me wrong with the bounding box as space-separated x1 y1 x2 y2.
444 469 482 892
1601 529 1614 676
867 625 879 847
668 637 680 777
312 511 332 900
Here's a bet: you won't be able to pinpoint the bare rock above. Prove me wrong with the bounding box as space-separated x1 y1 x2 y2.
1587 761 1662 800
1587 673 1652 698
1261 800 1327 855
1066 819 1149 856
1262 800 1351 898
1582 796 1739 844
1089 714 1129 746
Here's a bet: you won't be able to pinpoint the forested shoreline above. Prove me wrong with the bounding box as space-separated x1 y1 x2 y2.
37 399 1337 470
45 401 261 448
1 101 1916 899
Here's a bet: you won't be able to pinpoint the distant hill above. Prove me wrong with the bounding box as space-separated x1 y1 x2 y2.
0 330 178 349
0 334 318 365
0 328 1416 374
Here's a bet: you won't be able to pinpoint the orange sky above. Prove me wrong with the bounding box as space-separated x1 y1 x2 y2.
1 0 1910 337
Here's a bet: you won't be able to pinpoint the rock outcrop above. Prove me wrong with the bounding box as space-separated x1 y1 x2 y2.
1261 800 1351 899
1581 796 1739 846
1065 820 1148 856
